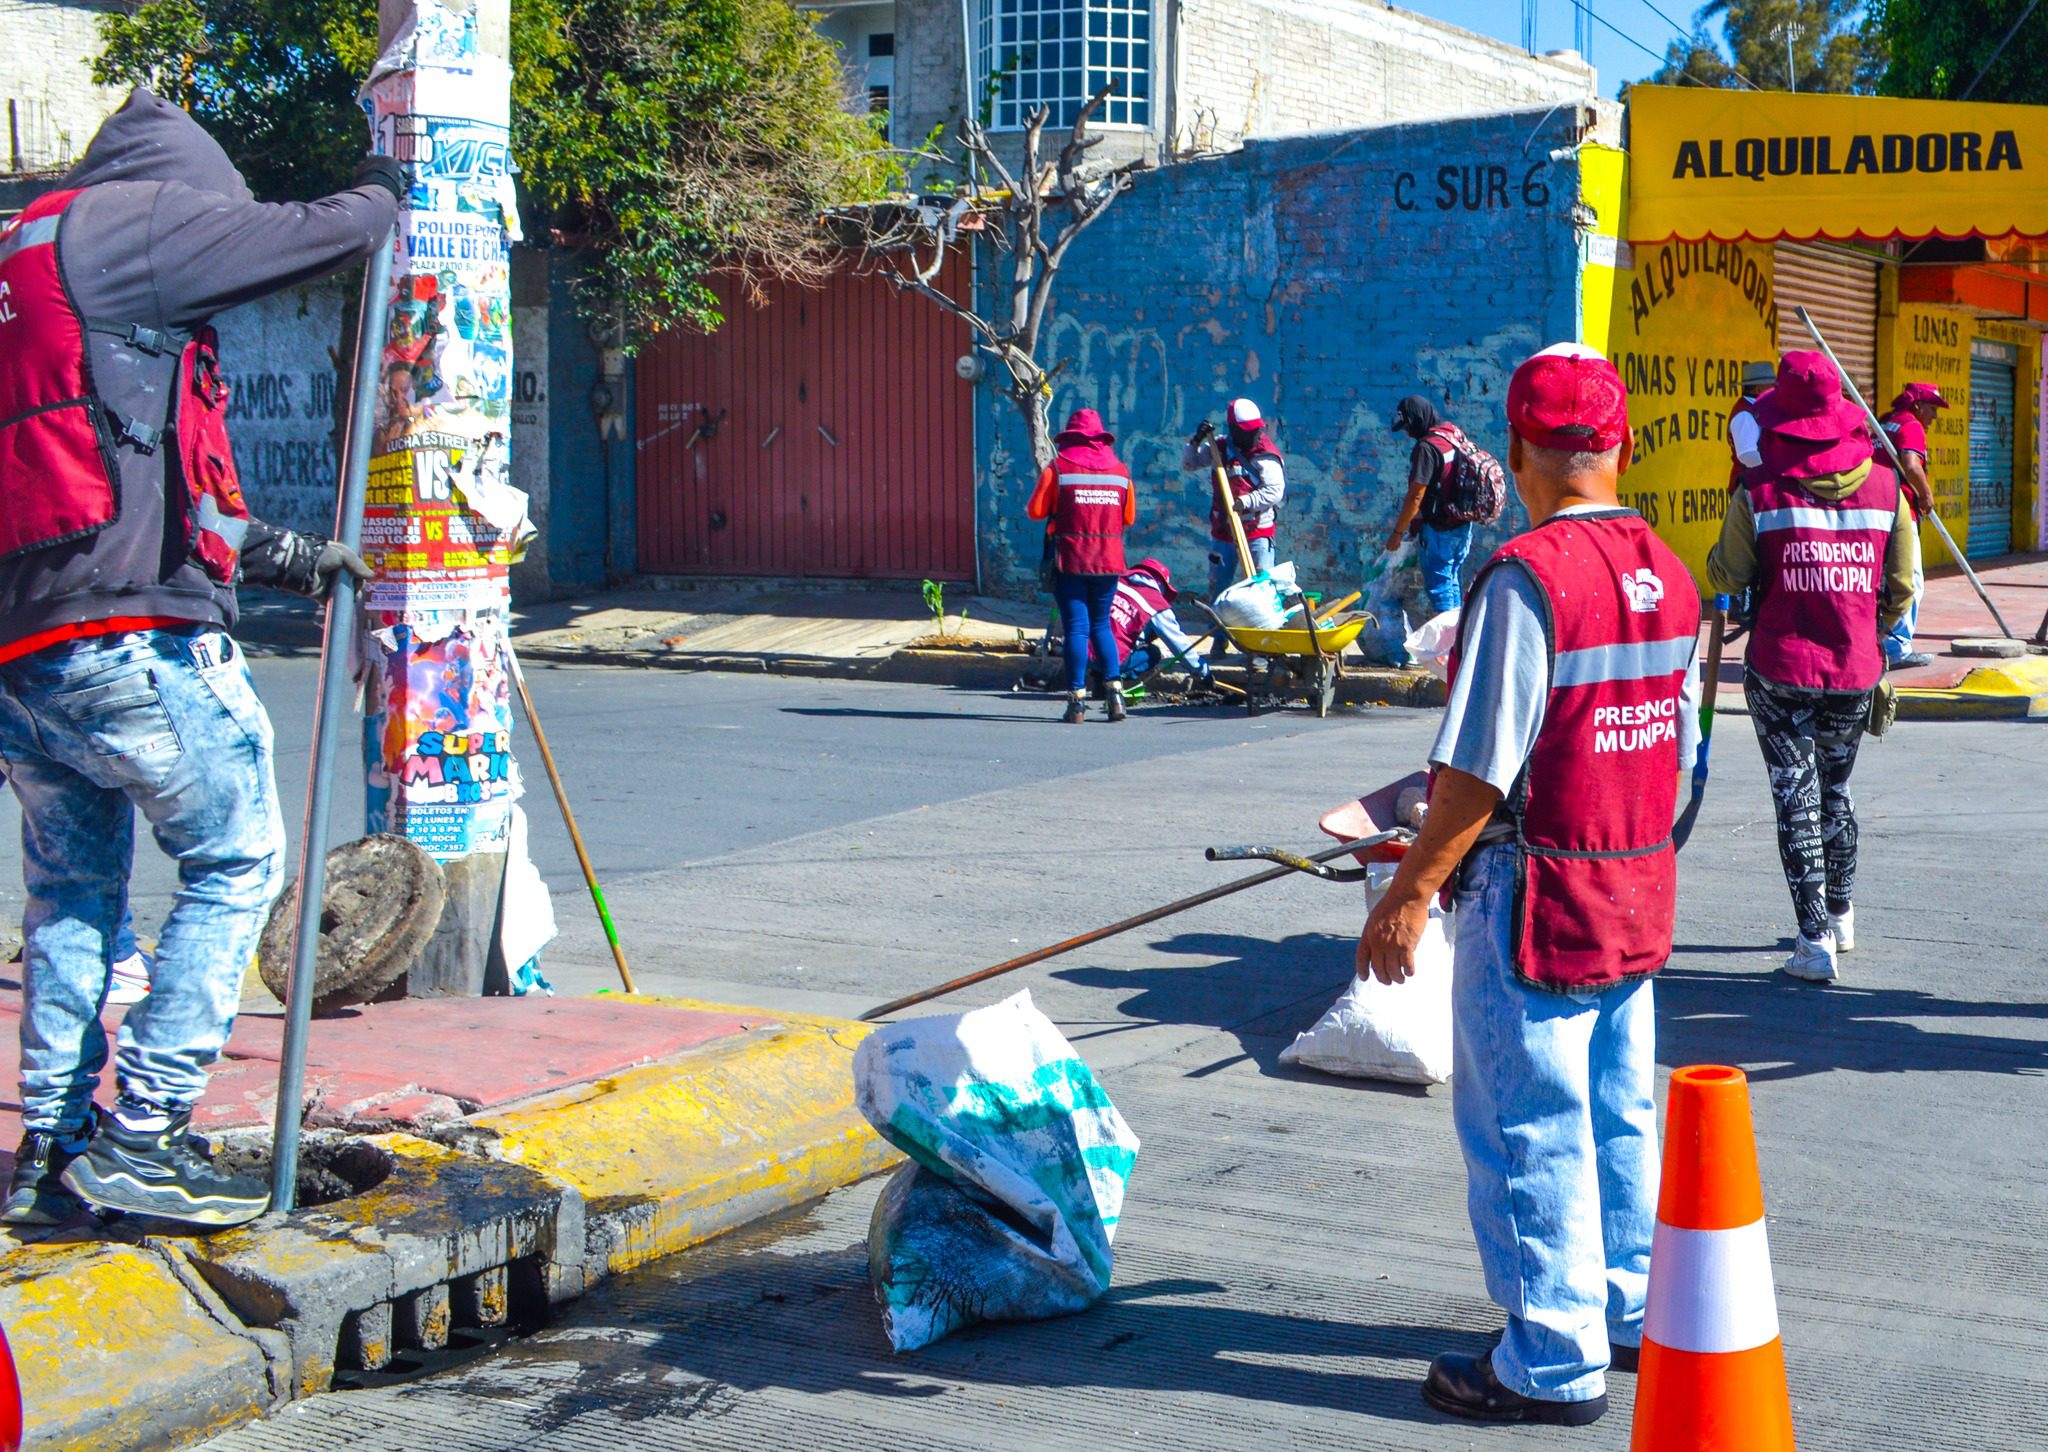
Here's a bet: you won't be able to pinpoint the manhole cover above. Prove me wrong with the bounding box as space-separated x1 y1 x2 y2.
259 835 445 1015
1952 637 2026 658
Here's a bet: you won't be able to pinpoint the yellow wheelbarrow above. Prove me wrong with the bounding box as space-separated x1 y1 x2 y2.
1220 600 1368 718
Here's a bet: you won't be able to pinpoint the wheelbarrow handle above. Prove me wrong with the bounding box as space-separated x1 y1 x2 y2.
1204 831 1401 881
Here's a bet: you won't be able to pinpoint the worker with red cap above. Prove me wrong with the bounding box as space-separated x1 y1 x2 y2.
1359 343 1701 1427
1876 381 1946 669
1708 353 1919 984
1183 397 1286 606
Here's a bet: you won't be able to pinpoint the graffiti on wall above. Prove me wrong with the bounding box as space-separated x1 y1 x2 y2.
216 284 348 533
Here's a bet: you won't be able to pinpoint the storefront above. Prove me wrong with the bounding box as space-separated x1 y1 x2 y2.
1581 86 2048 582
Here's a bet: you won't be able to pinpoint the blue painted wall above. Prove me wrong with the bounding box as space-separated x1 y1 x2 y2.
973 106 1591 598
532 250 636 595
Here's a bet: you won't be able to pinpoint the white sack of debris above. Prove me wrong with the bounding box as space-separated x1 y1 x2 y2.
1281 863 1453 1084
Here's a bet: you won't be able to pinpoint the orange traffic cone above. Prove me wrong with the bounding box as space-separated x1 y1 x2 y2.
1631 1064 1796 1451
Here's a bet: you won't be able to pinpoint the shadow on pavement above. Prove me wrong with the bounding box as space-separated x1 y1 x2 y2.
1053 930 1424 1091
779 705 1056 725
1656 963 2048 1081
443 1245 1477 1431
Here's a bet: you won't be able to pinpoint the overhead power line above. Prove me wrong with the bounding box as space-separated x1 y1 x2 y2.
1571 0 1761 91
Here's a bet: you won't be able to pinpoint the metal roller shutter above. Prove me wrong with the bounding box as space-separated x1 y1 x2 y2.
1774 243 1881 403
1967 340 2018 558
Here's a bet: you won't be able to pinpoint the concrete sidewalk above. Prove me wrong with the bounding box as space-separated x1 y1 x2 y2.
0 988 898 1452
1704 551 2048 719
238 579 1446 708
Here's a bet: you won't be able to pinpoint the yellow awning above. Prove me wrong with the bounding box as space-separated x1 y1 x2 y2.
1627 85 2048 243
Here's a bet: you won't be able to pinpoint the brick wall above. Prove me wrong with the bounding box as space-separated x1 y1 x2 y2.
1178 0 1592 148
861 0 1590 183
2 0 123 174
972 105 1591 596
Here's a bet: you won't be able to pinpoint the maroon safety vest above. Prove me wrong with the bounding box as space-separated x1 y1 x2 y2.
1207 437 1282 543
0 189 248 579
1108 573 1171 656
1452 510 1700 991
1051 451 1131 576
1746 467 1898 692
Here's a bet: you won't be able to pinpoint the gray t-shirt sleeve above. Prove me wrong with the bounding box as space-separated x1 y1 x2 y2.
1429 564 1551 794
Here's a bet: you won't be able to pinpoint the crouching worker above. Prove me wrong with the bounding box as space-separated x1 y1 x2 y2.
0 89 400 1227
1359 344 1701 1426
1100 558 1211 688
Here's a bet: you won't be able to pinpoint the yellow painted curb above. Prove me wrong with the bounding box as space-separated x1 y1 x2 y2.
1897 654 2048 720
476 996 902 1278
0 1241 275 1451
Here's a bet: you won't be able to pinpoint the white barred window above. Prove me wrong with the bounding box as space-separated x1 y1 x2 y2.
976 0 1153 131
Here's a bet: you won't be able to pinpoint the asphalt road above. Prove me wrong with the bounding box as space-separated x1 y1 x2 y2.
5 661 2042 1450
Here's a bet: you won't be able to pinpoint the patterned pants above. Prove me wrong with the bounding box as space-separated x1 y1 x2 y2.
1744 670 1870 941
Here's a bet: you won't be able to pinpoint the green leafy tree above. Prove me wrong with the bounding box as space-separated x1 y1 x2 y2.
1869 0 2048 103
92 0 898 337
1652 1 1887 93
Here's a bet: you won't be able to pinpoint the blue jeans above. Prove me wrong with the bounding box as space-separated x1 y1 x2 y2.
1207 534 1275 599
1418 522 1474 615
1450 844 1658 1403
1208 536 1275 657
1054 573 1121 693
0 627 286 1130
1882 563 1924 663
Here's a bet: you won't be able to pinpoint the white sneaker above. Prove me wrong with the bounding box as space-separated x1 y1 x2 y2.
1828 905 1855 953
106 949 153 1006
1783 933 1838 984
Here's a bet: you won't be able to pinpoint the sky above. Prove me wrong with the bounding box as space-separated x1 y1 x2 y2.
1401 0 1728 95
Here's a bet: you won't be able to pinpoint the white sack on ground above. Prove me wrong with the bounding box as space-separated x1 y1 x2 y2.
853 990 1140 1353
1280 862 1453 1084
1211 561 1301 631
1405 608 1462 681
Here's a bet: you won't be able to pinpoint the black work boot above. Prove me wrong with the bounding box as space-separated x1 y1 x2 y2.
1422 1348 1606 1426
1062 691 1087 724
2 1128 88 1225
1105 684 1127 722
61 1107 269 1228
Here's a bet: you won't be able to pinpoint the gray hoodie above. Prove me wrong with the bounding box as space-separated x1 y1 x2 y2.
0 88 396 655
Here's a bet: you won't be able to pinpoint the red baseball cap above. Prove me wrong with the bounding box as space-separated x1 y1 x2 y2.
1506 343 1629 451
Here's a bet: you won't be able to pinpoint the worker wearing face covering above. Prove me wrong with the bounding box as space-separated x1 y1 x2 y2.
1183 398 1286 600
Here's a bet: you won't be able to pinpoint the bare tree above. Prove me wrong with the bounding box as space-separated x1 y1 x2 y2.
847 86 1140 470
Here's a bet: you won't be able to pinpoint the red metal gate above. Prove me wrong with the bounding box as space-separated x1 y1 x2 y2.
635 255 976 579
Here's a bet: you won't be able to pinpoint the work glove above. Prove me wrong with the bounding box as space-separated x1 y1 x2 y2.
1187 420 1215 449
351 154 406 203
311 541 374 598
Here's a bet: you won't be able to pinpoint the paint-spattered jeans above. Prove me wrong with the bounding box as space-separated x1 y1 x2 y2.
0 627 286 1131
1451 843 1658 1403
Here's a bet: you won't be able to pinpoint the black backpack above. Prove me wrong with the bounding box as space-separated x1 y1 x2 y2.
1429 424 1506 526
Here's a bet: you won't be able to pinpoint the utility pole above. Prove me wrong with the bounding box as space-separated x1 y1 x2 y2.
358 0 533 994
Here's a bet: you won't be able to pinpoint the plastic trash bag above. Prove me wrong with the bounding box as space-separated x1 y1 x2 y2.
853 990 1140 1353
1280 863 1453 1084
1360 540 1418 664
1404 608 1461 681
1211 561 1301 631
